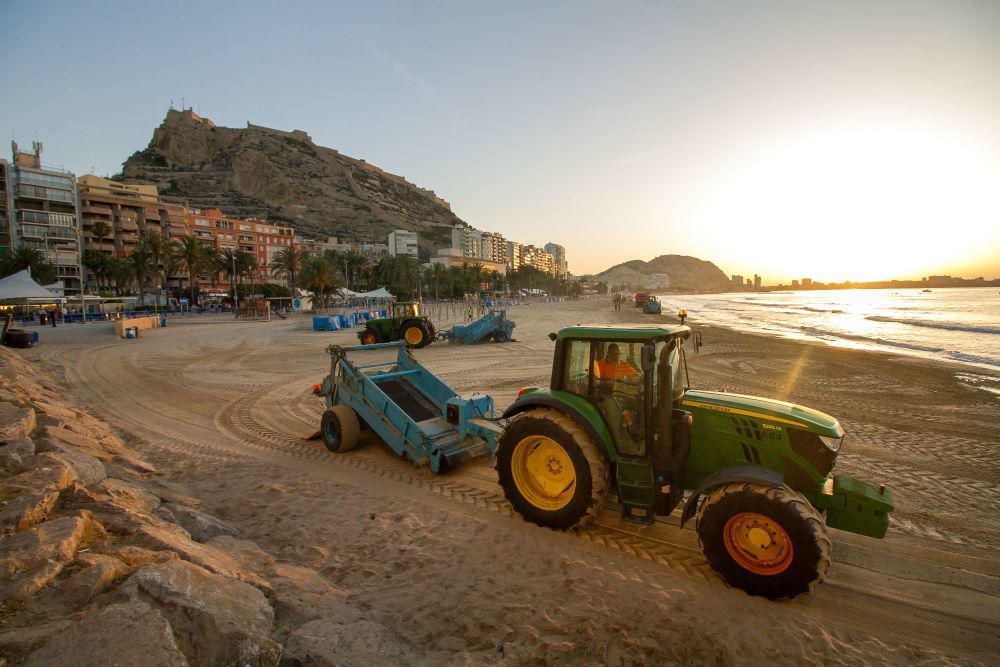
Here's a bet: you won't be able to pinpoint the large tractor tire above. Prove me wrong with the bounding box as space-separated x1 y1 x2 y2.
496 408 609 529
359 329 381 346
401 321 432 348
320 405 361 453
696 482 831 599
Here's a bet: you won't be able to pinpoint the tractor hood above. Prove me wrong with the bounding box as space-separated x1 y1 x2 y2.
681 390 843 438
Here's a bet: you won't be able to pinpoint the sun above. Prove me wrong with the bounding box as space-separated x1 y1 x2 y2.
696 123 1000 282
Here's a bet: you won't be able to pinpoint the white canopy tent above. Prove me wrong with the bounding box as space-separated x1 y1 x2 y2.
0 270 60 302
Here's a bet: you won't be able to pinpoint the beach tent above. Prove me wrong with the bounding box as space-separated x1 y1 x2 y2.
356 287 395 299
0 270 60 302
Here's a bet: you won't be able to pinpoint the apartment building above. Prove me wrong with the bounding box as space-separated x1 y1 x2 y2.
388 229 418 257
0 160 9 254
521 245 557 276
544 242 568 279
187 209 295 285
480 232 508 265
6 142 82 295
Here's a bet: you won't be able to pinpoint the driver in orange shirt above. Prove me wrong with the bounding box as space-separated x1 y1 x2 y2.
597 343 640 380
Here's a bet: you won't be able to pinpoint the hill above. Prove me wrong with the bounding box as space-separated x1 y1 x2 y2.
596 254 731 292
119 109 463 250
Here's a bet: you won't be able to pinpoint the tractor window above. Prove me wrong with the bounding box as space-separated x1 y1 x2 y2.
561 340 593 396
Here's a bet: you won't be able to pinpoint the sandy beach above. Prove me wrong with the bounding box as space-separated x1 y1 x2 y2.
18 296 1000 665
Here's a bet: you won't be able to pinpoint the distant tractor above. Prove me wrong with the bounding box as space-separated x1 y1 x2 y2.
496 325 893 599
643 296 662 314
357 301 436 348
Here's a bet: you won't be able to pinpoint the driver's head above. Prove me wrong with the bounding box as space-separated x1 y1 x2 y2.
606 344 621 363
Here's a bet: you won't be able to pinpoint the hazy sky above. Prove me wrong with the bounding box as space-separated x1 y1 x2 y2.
3 1 998 281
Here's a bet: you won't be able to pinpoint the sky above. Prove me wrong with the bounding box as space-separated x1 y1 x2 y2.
2 0 998 281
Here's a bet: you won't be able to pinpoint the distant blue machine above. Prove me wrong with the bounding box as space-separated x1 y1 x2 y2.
312 342 503 473
643 296 662 314
440 309 515 344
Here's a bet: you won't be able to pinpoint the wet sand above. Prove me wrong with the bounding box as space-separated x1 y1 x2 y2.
27 297 1000 665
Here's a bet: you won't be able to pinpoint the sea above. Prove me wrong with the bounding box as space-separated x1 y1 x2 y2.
654 287 1000 397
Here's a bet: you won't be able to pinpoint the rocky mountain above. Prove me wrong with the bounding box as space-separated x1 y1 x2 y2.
119 109 463 250
596 254 732 292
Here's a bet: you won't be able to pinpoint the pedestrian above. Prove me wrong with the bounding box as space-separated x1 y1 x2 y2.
466 304 474 322
50 308 58 327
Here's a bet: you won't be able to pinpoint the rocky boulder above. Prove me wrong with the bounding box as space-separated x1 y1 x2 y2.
155 502 239 542
281 617 414 667
120 559 280 667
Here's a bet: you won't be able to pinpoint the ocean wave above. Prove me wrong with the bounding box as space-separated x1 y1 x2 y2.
866 316 1000 335
802 307 845 314
797 326 946 353
946 352 1000 368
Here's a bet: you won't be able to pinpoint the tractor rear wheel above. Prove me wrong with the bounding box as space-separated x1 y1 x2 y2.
493 330 509 343
696 482 830 599
320 405 361 453
496 408 609 529
359 329 381 345
401 321 431 348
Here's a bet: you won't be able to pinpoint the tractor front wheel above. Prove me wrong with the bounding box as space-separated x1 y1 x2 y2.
320 405 361 453
401 321 431 348
359 329 381 346
496 408 609 529
696 483 831 599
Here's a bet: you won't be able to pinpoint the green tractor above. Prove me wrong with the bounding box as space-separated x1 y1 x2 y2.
497 324 893 599
357 301 436 348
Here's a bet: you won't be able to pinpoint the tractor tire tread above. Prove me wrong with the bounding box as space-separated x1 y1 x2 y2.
696 482 830 599
322 405 361 453
497 408 609 529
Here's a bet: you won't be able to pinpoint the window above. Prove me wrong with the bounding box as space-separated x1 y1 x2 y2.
196 218 209 227
239 224 251 231
561 340 593 396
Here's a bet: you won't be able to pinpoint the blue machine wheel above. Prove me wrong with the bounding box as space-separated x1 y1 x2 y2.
493 330 509 343
320 405 360 453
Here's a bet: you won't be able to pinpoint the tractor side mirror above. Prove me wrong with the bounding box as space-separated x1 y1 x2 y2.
641 343 656 372
548 332 557 342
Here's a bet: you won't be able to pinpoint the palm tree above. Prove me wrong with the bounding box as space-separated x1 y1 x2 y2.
271 246 303 291
429 263 449 300
235 250 257 295
128 249 153 306
138 231 165 310
1 244 58 284
90 220 112 257
106 256 134 296
299 256 340 310
170 237 207 306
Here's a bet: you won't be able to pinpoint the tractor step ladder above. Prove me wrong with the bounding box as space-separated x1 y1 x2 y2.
616 457 656 524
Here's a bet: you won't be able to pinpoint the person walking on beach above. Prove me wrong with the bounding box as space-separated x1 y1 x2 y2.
49 308 58 327
466 304 474 322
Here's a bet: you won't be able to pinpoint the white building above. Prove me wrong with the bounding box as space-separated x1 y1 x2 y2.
544 242 568 279
388 229 418 257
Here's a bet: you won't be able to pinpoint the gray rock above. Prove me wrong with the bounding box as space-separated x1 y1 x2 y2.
0 514 90 601
23 600 189 667
0 403 35 440
0 452 76 495
281 617 413 667
132 522 271 591
120 559 280 667
0 436 34 473
155 503 239 542
63 552 129 604
0 619 73 657
96 477 161 513
0 491 59 534
44 449 106 486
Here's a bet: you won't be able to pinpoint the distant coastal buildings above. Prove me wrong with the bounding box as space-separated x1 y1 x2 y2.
428 222 567 278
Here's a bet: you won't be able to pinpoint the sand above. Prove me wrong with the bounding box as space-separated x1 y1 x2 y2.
27 297 1000 665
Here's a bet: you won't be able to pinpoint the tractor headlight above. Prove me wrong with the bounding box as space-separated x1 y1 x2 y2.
819 435 843 452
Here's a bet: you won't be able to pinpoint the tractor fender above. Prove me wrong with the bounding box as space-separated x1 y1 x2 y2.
501 397 609 460
679 465 784 528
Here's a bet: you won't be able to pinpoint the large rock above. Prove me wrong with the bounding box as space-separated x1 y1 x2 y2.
120 560 280 667
281 617 413 667
0 514 90 601
23 600 189 667
0 619 73 657
0 491 59 533
133 522 270 591
101 544 178 570
0 402 35 440
155 503 239 542
0 452 76 496
0 435 34 473
36 429 119 464
40 449 106 486
63 552 129 604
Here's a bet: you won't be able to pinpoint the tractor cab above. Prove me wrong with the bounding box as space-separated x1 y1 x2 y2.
393 301 420 318
547 325 692 522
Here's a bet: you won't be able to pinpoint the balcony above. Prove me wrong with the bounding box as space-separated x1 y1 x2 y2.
82 204 113 216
